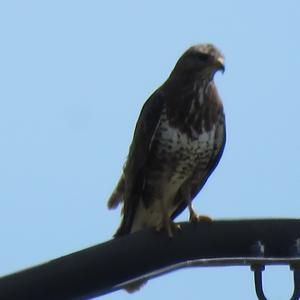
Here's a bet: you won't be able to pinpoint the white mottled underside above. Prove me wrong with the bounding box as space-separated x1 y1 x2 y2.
130 114 217 233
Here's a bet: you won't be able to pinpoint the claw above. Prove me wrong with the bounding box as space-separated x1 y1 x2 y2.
197 214 213 222
189 208 212 223
189 210 199 223
167 221 181 237
155 220 181 238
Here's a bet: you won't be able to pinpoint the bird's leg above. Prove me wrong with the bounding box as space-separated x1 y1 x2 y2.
188 201 199 223
155 199 181 237
185 188 199 222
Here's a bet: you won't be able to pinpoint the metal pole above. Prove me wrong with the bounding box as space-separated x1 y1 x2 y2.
1 219 300 300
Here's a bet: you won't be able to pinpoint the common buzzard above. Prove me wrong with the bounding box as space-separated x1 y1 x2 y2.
108 44 226 239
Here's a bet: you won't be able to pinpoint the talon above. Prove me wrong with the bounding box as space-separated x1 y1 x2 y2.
189 210 212 223
171 222 181 234
190 214 212 223
189 210 199 223
198 215 213 222
155 220 181 237
167 221 181 238
188 202 212 223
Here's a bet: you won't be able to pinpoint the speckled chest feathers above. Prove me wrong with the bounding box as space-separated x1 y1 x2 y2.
131 80 224 232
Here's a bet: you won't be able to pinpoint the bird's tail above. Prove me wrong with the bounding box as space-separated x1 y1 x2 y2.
107 174 125 209
123 279 147 293
113 215 131 237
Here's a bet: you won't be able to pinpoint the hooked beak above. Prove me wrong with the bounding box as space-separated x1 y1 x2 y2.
216 57 225 73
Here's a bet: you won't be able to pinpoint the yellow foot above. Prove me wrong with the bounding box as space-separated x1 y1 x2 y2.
189 212 212 223
155 221 181 238
167 221 181 238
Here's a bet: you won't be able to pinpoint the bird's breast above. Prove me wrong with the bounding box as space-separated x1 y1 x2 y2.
132 111 216 232
149 110 216 193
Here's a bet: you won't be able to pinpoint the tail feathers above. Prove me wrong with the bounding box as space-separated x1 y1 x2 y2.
123 279 147 293
113 217 130 237
107 174 125 209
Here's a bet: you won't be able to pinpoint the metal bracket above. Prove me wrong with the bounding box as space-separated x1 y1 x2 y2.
290 239 300 300
250 241 267 300
251 264 300 300
251 264 267 300
250 240 300 300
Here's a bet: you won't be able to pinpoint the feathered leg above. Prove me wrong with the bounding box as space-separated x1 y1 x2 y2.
156 199 181 237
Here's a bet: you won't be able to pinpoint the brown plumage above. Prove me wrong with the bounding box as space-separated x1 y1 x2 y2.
108 44 226 239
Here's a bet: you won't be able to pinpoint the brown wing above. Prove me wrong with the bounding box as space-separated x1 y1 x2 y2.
114 90 165 236
171 114 226 220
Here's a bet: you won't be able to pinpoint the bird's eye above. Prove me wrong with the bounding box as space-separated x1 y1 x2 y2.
198 53 210 61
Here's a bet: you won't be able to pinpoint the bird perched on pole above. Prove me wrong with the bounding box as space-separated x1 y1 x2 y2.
108 44 226 240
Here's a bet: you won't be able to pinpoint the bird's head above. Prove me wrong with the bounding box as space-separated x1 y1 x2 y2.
171 44 225 80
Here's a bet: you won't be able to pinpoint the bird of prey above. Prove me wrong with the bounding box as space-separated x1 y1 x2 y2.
108 44 226 239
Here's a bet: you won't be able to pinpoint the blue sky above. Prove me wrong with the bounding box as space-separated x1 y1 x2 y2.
0 1 299 299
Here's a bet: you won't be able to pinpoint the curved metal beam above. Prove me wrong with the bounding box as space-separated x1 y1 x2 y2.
1 219 300 299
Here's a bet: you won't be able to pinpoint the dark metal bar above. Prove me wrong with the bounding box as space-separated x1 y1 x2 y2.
1 219 300 300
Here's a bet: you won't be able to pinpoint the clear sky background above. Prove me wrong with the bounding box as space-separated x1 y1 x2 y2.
0 1 299 299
